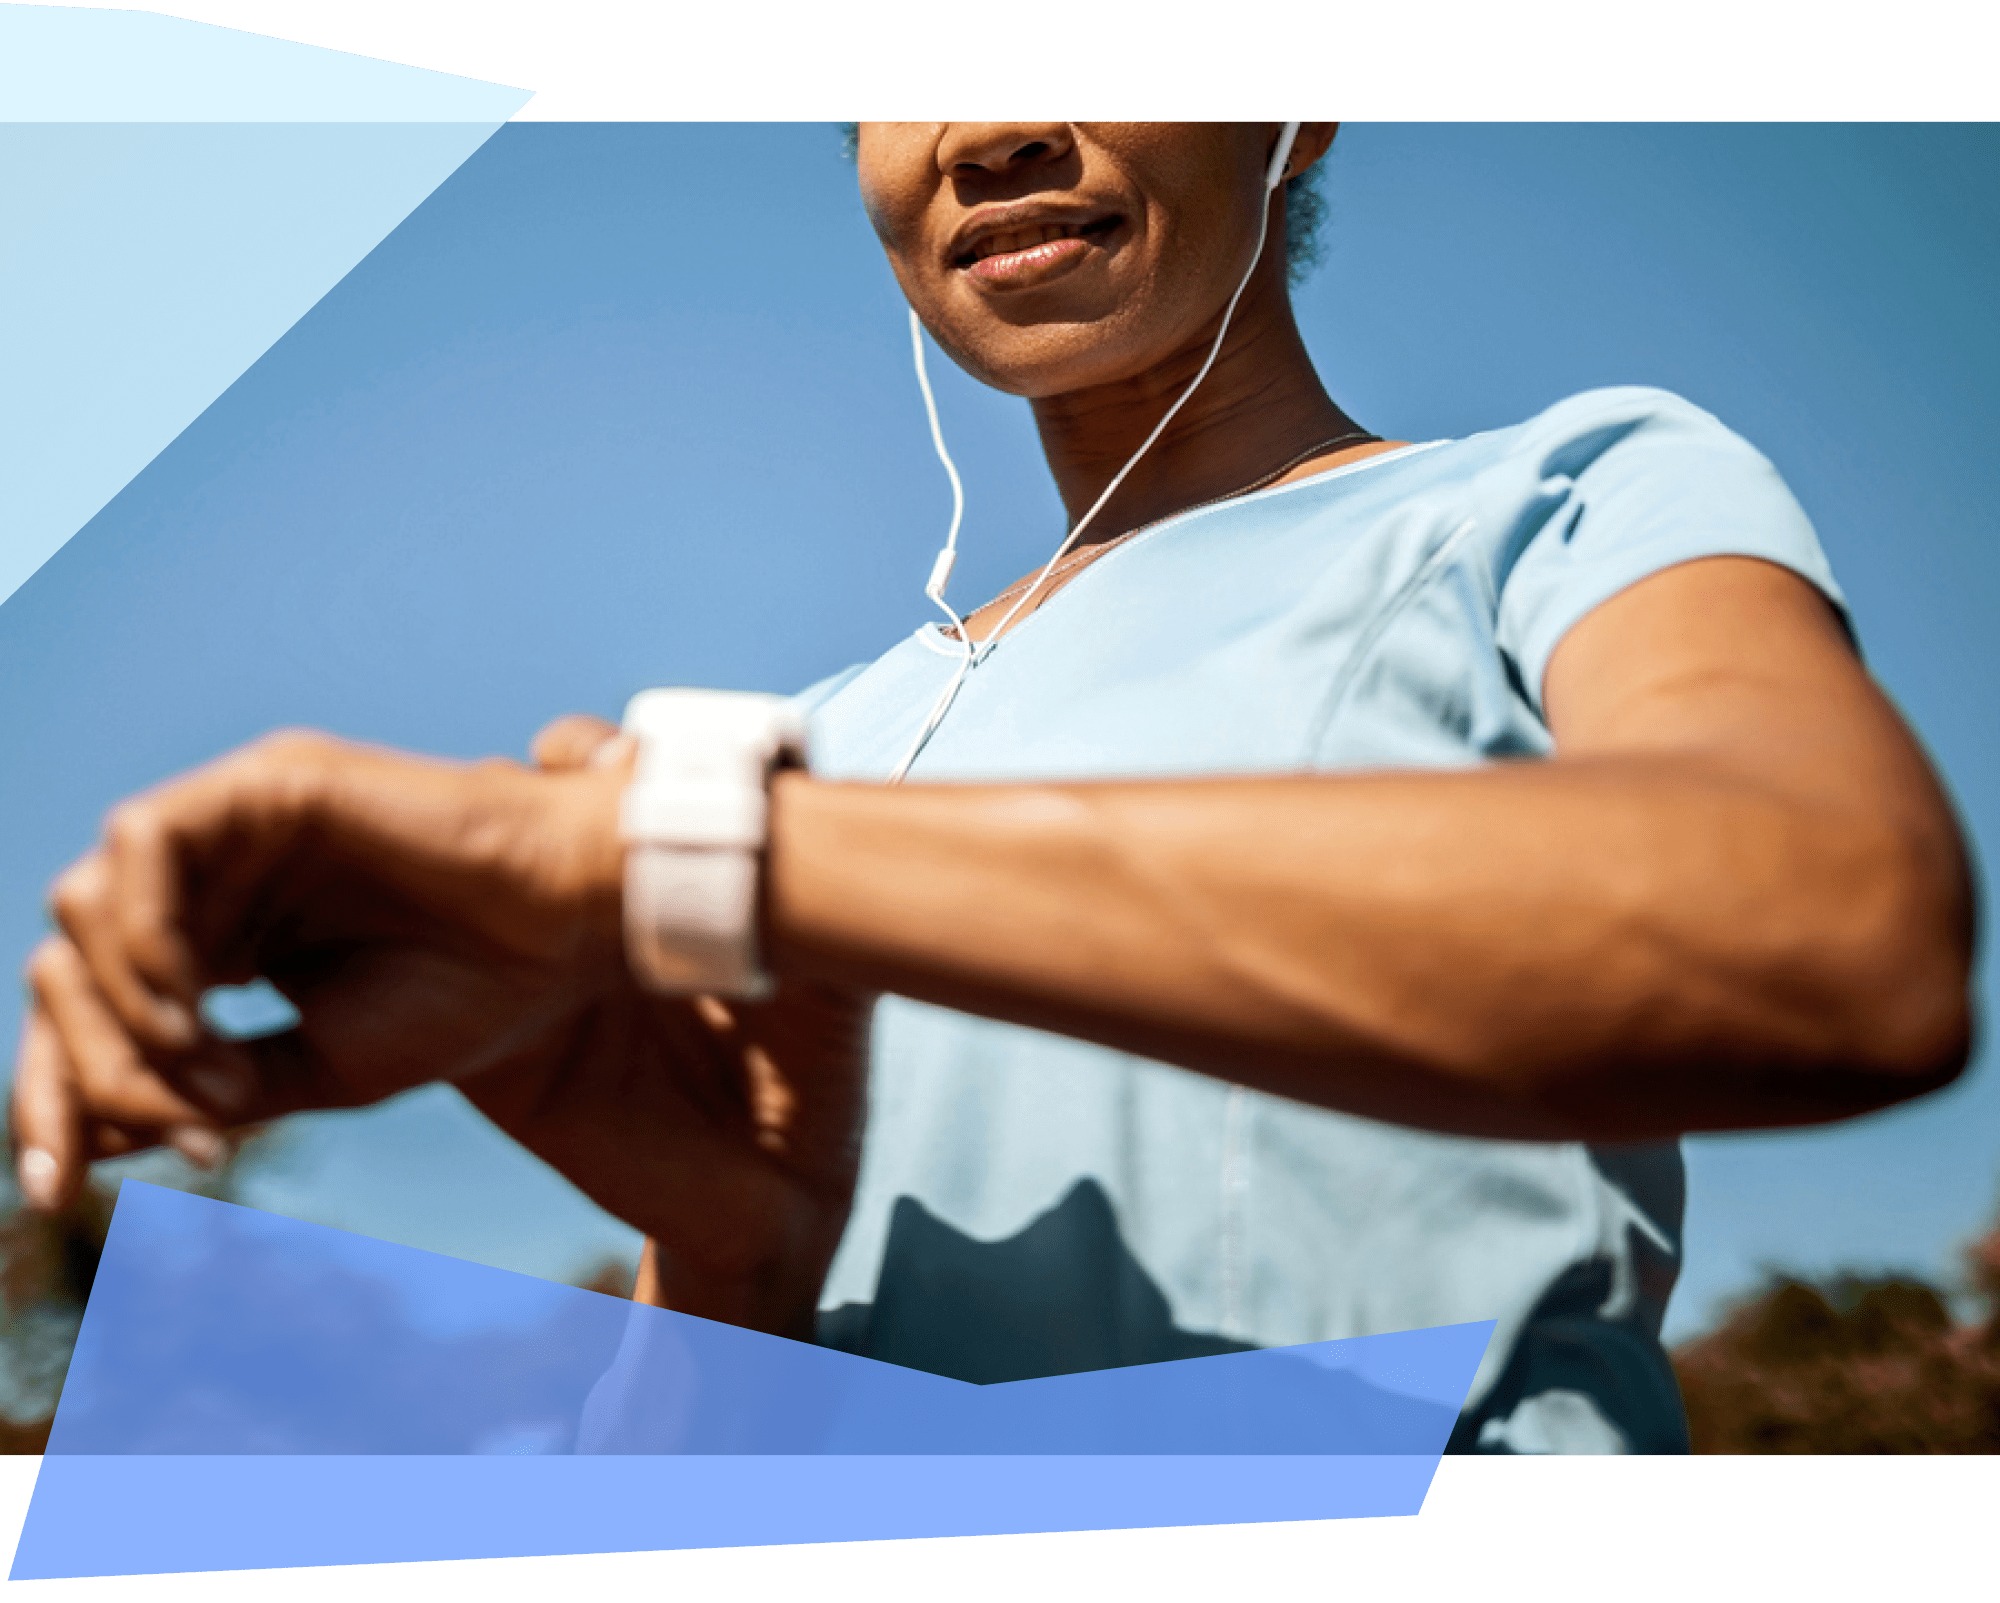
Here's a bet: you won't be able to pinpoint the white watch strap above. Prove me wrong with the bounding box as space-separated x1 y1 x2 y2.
623 844 769 997
618 689 807 999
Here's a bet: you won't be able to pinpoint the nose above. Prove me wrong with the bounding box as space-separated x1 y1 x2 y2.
935 123 1075 178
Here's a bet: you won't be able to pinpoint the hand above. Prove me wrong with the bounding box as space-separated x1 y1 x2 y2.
13 720 870 1337
500 713 873 1331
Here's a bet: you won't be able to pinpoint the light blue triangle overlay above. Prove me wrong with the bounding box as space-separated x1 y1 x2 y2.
10 1183 1490 1575
0 6 532 121
1 8 530 614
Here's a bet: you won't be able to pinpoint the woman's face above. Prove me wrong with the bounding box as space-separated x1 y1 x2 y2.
855 123 1296 400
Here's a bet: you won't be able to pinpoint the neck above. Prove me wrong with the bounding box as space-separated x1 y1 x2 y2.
1028 266 1363 545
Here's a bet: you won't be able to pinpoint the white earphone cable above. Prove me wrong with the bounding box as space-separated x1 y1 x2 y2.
889 123 1302 785
891 309 979 784
910 306 968 610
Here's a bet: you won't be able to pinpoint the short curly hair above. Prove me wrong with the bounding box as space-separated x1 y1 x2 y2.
837 124 1330 287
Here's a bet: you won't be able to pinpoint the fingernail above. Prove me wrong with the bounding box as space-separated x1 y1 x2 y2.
17 1148 60 1211
155 1000 200 1049
185 1058 254 1117
168 1126 229 1172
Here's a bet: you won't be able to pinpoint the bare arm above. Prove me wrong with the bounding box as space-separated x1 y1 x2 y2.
763 557 1974 1142
13 557 1972 1332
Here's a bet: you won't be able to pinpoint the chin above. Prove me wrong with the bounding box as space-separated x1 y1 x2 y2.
936 321 1153 402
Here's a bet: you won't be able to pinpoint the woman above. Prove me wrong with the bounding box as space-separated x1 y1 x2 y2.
12 124 1974 1454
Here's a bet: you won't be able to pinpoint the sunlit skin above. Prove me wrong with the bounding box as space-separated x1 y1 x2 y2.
9 124 1976 1337
860 122 1395 636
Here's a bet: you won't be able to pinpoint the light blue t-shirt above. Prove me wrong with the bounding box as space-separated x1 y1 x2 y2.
798 387 1843 1454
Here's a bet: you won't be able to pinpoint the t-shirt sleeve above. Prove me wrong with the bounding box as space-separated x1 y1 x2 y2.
1493 387 1847 717
792 661 870 714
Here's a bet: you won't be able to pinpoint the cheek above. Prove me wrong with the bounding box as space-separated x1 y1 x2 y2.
856 185 940 308
855 179 900 250
855 148 934 256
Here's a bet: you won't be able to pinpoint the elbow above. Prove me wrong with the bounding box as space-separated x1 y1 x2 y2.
1845 965 1973 1108
1809 819 1977 1110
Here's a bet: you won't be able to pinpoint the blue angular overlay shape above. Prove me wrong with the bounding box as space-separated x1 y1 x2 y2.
13 1184 1492 1576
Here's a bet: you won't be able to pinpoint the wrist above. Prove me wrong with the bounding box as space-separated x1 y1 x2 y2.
761 772 934 995
557 761 636 970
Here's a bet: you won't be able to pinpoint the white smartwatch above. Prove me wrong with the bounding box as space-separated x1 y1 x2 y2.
617 688 809 999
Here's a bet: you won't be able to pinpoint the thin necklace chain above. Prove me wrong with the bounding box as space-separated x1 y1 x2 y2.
950 429 1379 637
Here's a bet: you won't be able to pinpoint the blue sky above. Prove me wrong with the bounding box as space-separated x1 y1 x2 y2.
2 123 1995 1344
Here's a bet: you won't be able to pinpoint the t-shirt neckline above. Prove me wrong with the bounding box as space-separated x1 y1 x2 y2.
913 437 1453 657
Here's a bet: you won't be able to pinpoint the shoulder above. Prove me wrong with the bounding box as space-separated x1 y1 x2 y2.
1467 385 1774 481
793 661 871 714
1315 387 1790 535
1459 387 1845 713
1435 383 1825 563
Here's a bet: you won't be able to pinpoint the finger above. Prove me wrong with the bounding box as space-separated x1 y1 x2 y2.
28 937 220 1132
30 934 283 1175
87 1122 143 1160
12 1009 85 1213
199 1029 360 1125
56 737 328 1043
532 714 622 772
47 853 200 1057
79 1119 224 1168
165 1124 233 1171
100 794 210 1034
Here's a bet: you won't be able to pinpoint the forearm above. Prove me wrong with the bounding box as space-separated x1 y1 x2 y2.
763 758 1970 1142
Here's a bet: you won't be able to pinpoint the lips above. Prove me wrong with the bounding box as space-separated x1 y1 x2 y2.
947 205 1123 283
956 217 1118 266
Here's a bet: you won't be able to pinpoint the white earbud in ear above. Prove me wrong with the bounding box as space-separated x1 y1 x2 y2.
1265 121 1302 192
